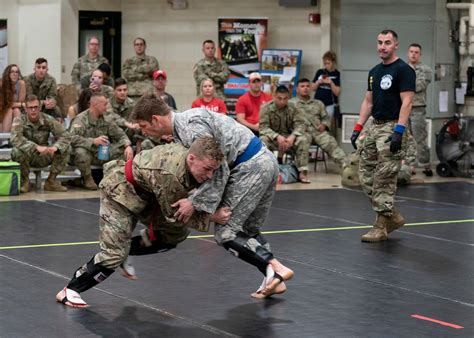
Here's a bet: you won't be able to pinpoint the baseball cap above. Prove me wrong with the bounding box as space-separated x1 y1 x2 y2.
248 72 262 81
153 70 167 80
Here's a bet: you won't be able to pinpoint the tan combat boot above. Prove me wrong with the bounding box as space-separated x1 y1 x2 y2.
44 173 68 192
386 208 405 234
20 170 29 193
82 175 98 190
20 177 30 193
361 213 388 242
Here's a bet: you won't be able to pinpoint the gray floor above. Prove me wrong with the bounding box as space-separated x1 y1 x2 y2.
1 182 473 337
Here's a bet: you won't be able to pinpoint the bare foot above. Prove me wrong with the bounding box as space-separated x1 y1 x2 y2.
251 282 287 299
56 287 89 308
269 258 294 281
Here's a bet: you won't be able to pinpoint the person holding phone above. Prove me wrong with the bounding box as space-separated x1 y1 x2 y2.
312 51 341 131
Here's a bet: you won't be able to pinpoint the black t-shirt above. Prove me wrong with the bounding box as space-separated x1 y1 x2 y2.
368 58 415 120
312 68 340 106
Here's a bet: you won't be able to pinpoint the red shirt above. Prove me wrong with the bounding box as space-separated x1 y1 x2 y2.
191 97 228 114
235 91 273 124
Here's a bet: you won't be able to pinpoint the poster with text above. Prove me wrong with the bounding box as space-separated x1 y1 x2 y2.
0 20 7 74
218 17 268 101
260 49 302 97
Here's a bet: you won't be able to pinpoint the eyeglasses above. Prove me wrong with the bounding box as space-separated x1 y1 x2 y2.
134 43 145 46
251 79 261 83
10 70 19 74
26 106 40 110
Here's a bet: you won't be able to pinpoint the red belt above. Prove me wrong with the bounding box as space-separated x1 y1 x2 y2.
124 159 156 241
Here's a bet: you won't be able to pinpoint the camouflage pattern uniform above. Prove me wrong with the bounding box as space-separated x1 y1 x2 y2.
359 120 409 214
11 113 71 182
342 120 415 187
69 110 131 178
71 54 109 91
410 62 432 168
172 109 278 256
259 100 310 172
290 96 346 169
25 73 62 119
95 85 114 100
193 58 230 99
108 96 136 120
122 55 159 98
95 143 210 269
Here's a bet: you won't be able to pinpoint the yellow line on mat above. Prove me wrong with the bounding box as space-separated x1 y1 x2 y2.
1 219 473 250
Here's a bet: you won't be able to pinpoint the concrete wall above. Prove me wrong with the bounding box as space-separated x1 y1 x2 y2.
1 0 330 108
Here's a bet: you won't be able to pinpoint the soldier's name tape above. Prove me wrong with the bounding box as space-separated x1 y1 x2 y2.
1 218 472 250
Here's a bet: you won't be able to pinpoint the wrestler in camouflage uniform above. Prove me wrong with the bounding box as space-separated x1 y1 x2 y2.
56 139 224 307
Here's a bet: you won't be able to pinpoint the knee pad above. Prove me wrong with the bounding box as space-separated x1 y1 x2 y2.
67 256 114 293
129 235 176 256
223 232 273 275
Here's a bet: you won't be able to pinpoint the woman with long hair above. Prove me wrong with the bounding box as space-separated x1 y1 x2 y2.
67 88 93 120
0 64 26 134
191 78 227 114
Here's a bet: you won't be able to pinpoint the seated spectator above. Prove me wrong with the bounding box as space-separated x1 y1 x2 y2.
67 88 93 121
25 57 62 120
69 93 133 190
235 72 272 136
290 78 347 170
259 85 310 183
81 63 114 90
108 78 135 120
106 78 139 134
151 70 177 110
88 69 114 99
191 78 227 114
0 64 26 137
10 95 71 193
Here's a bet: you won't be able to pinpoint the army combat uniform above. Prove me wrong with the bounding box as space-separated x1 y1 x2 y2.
410 62 432 168
171 109 280 279
122 55 159 99
71 54 109 92
25 73 62 119
342 119 418 187
11 112 71 192
290 96 346 169
58 143 212 303
356 58 415 242
193 58 230 99
259 100 310 172
69 109 131 181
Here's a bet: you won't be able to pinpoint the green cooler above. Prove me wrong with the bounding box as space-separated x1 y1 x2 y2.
0 161 21 195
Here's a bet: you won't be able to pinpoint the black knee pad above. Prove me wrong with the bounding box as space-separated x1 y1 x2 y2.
129 235 176 256
67 256 114 293
223 232 273 275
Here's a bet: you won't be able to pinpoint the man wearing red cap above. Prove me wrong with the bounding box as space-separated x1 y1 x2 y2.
152 70 177 110
235 72 272 136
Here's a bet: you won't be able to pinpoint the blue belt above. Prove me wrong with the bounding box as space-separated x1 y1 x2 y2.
232 136 263 168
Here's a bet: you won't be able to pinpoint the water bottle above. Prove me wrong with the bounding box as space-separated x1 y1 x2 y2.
98 142 110 161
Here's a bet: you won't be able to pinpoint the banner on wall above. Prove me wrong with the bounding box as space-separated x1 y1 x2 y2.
260 48 303 97
218 17 268 99
0 20 7 74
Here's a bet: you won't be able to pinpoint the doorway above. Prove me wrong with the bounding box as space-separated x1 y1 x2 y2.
78 11 122 78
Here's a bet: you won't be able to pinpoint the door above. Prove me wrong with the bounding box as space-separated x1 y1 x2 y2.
78 11 122 78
